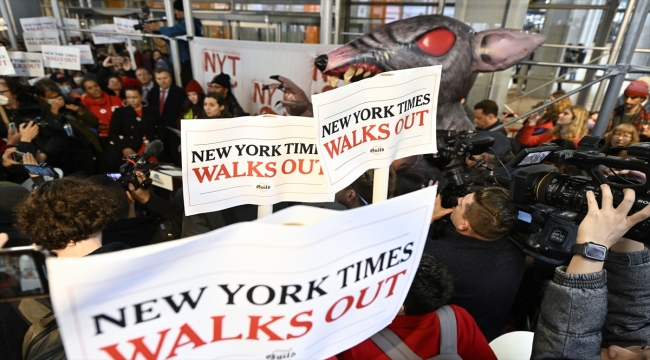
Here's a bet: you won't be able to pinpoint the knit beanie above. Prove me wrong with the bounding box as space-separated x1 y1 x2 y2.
211 73 232 90
185 79 204 94
624 80 649 98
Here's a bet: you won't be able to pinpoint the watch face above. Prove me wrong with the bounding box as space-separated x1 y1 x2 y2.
585 243 607 260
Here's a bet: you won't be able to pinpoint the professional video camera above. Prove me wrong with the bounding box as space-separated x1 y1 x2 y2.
117 140 164 190
126 5 166 30
430 130 502 207
499 137 650 264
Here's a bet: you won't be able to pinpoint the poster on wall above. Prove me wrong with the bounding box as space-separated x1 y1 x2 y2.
48 187 436 360
41 45 81 71
181 116 332 215
311 66 441 193
191 37 338 117
20 16 57 32
23 31 60 52
0 47 16 75
8 52 45 77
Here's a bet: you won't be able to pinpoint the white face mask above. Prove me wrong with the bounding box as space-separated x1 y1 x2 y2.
60 85 72 95
47 99 56 105
73 77 83 85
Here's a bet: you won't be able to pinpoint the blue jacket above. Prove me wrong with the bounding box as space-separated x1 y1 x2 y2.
158 18 203 62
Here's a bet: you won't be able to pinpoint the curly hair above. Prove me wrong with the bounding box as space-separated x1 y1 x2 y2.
551 106 589 144
464 186 517 240
16 178 121 251
403 253 454 316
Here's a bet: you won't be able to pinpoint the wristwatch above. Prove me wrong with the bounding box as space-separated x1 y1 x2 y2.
571 242 608 261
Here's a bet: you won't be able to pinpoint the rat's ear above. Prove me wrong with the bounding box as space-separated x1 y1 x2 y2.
474 29 546 72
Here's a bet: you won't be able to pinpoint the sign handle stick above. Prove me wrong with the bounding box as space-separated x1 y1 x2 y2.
372 167 390 204
258 205 273 219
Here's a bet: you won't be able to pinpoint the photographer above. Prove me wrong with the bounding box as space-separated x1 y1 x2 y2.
34 79 102 175
532 184 650 359
425 187 523 342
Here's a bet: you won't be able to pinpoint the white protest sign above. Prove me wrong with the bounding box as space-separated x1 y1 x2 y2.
48 187 436 360
70 44 93 64
41 45 81 71
23 31 60 52
90 24 126 44
63 18 82 37
113 17 143 40
0 47 15 75
182 116 332 216
8 52 45 77
311 66 441 193
20 16 57 32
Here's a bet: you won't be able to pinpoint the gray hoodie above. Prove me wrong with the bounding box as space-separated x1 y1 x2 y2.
532 248 650 359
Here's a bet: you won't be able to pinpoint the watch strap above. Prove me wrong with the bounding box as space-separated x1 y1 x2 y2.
571 242 607 261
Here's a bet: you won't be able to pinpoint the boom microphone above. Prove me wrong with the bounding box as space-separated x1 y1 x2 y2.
138 140 164 164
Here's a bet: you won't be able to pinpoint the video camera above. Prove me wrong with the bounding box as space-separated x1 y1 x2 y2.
126 5 166 31
117 140 164 190
499 137 650 264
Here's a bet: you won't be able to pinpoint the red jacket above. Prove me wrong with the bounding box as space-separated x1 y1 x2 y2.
517 122 554 147
336 305 497 360
81 93 122 138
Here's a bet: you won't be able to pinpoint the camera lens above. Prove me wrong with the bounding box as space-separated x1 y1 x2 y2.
532 172 590 210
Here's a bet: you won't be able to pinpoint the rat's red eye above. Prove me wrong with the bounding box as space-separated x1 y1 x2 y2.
417 28 456 57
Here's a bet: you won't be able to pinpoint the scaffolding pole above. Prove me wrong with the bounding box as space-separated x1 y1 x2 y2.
321 0 332 44
164 0 183 85
50 0 69 45
592 0 650 137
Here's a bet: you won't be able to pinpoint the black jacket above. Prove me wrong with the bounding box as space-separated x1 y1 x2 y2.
148 85 186 129
107 106 166 165
424 222 525 342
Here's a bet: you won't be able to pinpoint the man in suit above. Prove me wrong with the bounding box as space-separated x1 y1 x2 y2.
136 68 155 103
149 68 186 165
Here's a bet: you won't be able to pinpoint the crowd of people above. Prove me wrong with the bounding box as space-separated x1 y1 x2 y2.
1 4 650 358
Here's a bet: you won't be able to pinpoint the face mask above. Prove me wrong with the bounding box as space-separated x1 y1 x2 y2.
60 85 72 95
47 99 56 105
73 77 83 85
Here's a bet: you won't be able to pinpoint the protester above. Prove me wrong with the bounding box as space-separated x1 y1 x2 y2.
337 253 497 359
70 71 85 95
151 50 169 70
106 75 123 98
517 102 557 147
200 92 232 119
210 73 248 117
609 80 649 132
335 169 397 209
522 105 588 148
49 72 74 96
532 184 650 359
181 79 205 120
427 187 523 342
107 86 165 168
473 100 505 134
604 124 639 154
80 78 122 140
0 77 47 138
143 0 203 86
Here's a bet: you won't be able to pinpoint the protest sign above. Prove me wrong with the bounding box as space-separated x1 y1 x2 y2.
71 44 94 64
48 186 436 360
181 116 332 216
90 24 126 45
9 52 45 77
311 66 441 194
63 18 82 37
0 47 15 75
113 17 143 40
41 45 81 71
23 31 60 52
191 37 337 116
20 16 57 32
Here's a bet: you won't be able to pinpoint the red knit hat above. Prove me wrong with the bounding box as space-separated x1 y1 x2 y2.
185 79 204 94
624 80 649 98
121 77 142 88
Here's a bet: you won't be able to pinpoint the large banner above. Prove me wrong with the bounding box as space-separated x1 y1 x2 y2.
41 45 81 71
190 37 337 116
182 116 332 215
23 31 60 52
48 187 436 360
311 66 441 193
8 52 45 77
0 47 15 75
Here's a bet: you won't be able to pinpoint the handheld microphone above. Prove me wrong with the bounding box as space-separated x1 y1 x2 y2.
137 140 164 164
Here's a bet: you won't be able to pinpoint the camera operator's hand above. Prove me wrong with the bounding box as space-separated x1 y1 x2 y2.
49 96 66 115
0 233 7 248
6 126 21 146
65 103 83 115
568 184 650 275
127 170 151 204
144 22 160 32
432 194 454 223
2 147 20 167
19 121 39 143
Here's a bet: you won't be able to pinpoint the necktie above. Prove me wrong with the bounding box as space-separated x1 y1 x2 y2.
159 88 166 115
143 87 148 100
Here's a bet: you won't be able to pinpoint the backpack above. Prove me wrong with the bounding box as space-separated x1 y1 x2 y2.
370 305 463 360
11 298 66 360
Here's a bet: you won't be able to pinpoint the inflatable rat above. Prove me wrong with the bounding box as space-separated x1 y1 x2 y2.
269 15 545 130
